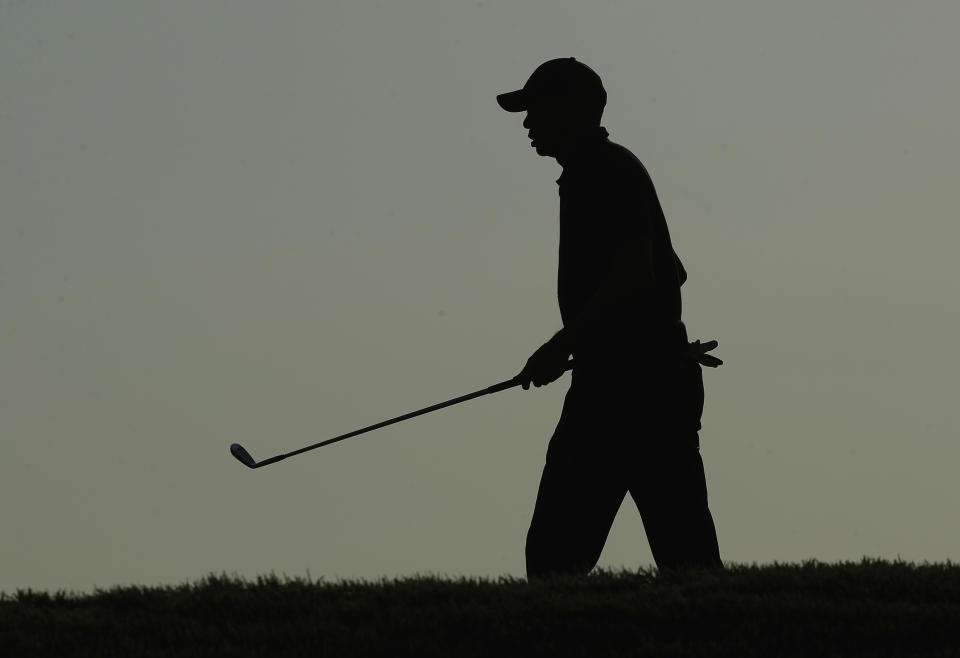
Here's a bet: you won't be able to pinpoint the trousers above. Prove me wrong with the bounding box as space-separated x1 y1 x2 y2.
525 363 723 577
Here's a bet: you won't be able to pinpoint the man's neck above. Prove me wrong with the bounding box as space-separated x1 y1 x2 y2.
556 126 609 167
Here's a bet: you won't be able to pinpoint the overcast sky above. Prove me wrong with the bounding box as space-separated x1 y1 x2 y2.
2 1 958 593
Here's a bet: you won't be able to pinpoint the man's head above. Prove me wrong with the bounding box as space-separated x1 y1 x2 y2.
497 58 606 159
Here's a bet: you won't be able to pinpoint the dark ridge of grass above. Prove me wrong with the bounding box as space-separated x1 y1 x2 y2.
2 560 959 657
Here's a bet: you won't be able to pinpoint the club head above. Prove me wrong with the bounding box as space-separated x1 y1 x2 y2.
230 443 257 468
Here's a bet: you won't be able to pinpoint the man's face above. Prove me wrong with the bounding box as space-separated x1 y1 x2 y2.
522 105 570 158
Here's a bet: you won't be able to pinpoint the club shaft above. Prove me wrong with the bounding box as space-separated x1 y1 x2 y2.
255 362 573 467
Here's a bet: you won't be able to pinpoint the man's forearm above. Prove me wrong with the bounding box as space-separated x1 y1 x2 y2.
545 328 573 355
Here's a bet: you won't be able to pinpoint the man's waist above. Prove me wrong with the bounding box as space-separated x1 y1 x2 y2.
568 319 687 353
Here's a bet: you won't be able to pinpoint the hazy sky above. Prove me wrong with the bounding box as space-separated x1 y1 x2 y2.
3 1 958 593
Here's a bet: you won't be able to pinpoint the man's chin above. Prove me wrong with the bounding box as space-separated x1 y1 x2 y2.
531 142 556 157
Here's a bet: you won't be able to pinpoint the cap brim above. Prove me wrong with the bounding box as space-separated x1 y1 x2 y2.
496 89 527 112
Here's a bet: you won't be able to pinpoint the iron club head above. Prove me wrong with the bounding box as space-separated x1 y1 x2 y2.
230 443 257 468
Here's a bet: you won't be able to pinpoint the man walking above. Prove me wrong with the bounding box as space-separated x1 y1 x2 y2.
498 58 723 577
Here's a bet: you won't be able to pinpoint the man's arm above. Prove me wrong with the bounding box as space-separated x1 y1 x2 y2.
517 236 657 389
561 236 656 352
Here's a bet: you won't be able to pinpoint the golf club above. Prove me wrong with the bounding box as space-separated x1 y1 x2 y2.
230 361 574 469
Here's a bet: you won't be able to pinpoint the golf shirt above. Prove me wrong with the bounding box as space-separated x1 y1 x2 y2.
556 128 687 364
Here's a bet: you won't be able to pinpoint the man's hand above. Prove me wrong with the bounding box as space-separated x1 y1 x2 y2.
518 332 571 390
688 339 723 367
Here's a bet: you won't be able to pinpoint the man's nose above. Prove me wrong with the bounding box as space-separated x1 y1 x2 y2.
523 113 532 129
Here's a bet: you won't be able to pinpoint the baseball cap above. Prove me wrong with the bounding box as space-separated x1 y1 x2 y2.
496 57 607 115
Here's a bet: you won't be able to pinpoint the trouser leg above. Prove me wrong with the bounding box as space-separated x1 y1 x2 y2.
629 438 723 569
525 383 628 578
524 366 722 577
525 436 627 578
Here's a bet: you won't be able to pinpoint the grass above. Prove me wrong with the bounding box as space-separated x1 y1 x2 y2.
2 560 959 657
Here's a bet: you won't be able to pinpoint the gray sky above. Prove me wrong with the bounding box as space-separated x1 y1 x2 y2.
2 0 958 593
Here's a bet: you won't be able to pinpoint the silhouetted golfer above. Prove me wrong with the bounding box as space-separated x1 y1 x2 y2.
498 58 724 577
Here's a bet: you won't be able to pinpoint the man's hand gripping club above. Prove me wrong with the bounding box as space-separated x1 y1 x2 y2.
517 330 572 390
